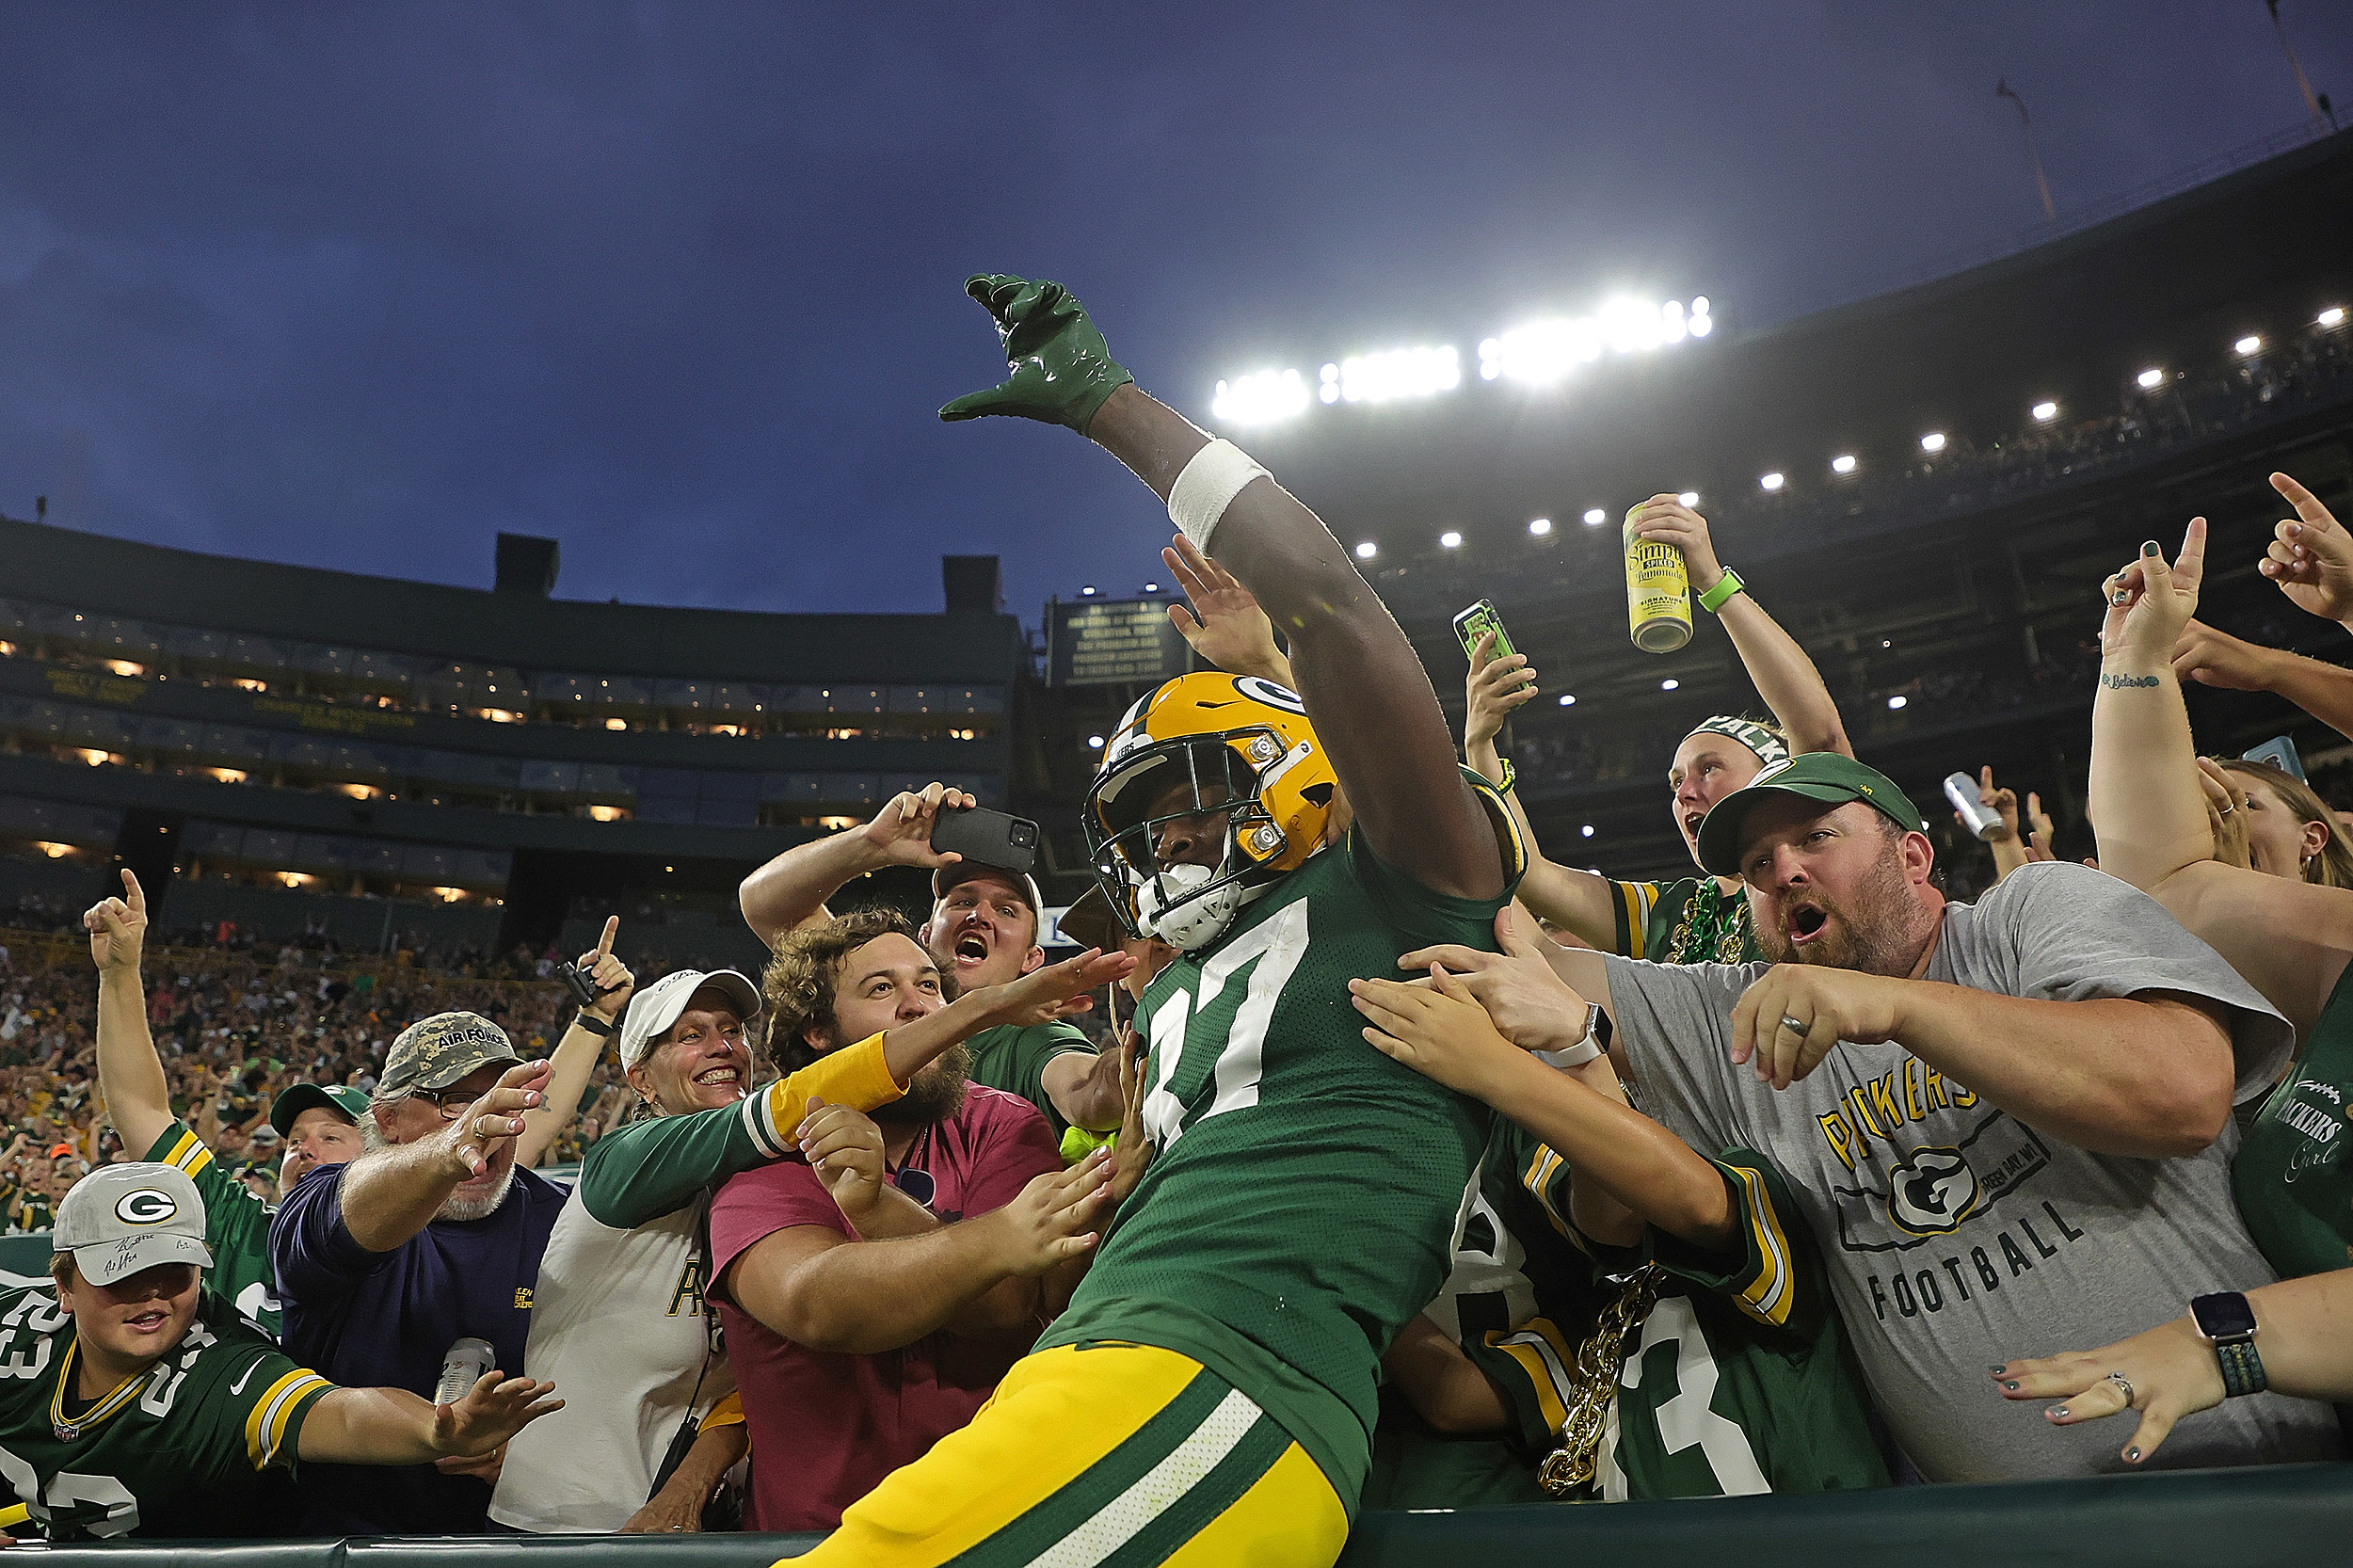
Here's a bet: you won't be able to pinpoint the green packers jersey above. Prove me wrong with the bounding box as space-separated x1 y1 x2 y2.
2233 958 2353 1277
1608 875 1762 965
8 1196 56 1236
1505 1144 1887 1498
0 1285 334 1539
1041 814 1520 1513
145 1121 280 1336
965 1021 1096 1141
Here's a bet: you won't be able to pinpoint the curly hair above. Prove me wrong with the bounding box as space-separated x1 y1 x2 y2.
761 908 954 1074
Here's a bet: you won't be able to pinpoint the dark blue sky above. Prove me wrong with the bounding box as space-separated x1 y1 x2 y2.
2 3 2345 630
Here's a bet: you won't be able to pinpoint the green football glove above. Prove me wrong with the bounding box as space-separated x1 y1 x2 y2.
940 273 1134 434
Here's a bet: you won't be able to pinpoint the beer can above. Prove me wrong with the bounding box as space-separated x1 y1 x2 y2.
1624 505 1692 654
1943 772 2004 841
436 1336 496 1406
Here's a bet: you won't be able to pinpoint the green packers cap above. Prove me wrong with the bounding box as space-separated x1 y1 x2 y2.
1695 752 1924 877
376 1011 520 1102
269 1082 372 1139
56 1162 214 1285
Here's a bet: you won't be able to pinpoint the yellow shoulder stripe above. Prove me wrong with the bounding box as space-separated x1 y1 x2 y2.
1485 1317 1578 1434
163 1128 212 1177
1726 1164 1795 1328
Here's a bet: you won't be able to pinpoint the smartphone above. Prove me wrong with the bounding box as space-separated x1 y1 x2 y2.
930 805 1041 876
2241 735 2308 783
1453 599 1516 665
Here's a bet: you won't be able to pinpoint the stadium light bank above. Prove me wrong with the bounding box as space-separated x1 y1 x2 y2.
1209 296 1715 427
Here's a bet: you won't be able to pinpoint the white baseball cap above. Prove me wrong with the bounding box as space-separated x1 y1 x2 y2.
619 968 762 1070
56 1163 215 1286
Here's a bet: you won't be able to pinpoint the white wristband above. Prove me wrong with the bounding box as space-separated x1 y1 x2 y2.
1167 439 1270 552
1535 1003 1603 1069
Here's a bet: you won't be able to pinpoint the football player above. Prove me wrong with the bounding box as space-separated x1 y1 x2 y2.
781 277 1523 1568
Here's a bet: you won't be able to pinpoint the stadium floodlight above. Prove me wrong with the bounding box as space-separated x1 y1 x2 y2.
1887 696 1908 711
1337 344 1461 403
1832 455 1857 474
1660 679 1679 691
1759 472 1785 491
1480 319 1602 384
1319 364 1341 404
1080 584 1096 596
1689 296 1714 338
1582 507 1607 525
1087 735 1104 748
2137 368 2165 389
1143 582 1160 592
1354 540 1378 560
1920 432 1946 454
1529 517 1553 536
1440 530 1463 549
2234 335 2263 356
1580 824 1596 838
2032 400 2058 422
1677 491 1699 507
2322 308 2346 328
1558 694 1576 706
1210 368 1309 425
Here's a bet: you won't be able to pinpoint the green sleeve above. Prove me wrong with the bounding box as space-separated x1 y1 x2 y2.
1607 880 1672 960
1459 1313 1583 1460
577 1105 757 1229
196 1299 336 1473
1647 1149 1823 1341
969 1023 1096 1140
1345 770 1526 952
144 1123 274 1304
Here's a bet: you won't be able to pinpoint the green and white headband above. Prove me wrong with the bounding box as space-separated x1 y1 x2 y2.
1687 715 1788 768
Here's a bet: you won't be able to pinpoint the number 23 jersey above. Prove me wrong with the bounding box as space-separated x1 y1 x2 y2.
0 1285 333 1540
1042 807 1520 1506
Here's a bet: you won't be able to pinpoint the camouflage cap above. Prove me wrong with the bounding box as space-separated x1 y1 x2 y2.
376 1011 519 1101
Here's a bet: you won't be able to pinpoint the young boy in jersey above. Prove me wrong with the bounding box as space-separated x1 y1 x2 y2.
1352 932 1890 1497
777 277 1522 1568
0 1163 557 1542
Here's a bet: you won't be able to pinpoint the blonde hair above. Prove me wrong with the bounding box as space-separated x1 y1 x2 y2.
2221 760 2353 888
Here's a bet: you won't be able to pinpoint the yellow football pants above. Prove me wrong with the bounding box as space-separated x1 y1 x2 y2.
780 1341 1349 1568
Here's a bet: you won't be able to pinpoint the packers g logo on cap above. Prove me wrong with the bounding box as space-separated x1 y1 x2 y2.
114 1189 179 1226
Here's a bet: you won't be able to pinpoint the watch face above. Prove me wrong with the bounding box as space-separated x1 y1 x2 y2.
2192 1291 2257 1340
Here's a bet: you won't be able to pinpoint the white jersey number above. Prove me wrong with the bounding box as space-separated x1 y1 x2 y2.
0 1443 141 1538
1144 902 1309 1149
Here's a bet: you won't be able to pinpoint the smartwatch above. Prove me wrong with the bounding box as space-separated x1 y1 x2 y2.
1697 568 1747 615
1536 1002 1607 1070
2190 1291 2266 1397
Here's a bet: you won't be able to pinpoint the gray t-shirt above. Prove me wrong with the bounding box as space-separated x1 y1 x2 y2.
1602 860 2343 1482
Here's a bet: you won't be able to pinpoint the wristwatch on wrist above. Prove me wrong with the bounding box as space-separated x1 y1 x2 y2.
1697 568 1746 615
2190 1291 2266 1397
573 1010 616 1037
1535 1002 1606 1069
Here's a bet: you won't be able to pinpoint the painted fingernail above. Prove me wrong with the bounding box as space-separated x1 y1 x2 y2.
2004 1381 2018 1390
2125 1448 2140 1463
2141 540 2161 556
2051 1407 2069 1418
1989 1365 2007 1375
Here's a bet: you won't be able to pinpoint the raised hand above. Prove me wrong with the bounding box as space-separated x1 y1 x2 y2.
85 869 148 974
797 1097 889 1222
2170 618 2278 692
939 275 1134 434
431 1369 564 1459
1961 765 2020 842
435 1059 551 1180
1163 535 1284 680
980 947 1137 1029
1465 631 1538 754
1730 967 1905 1090
1107 1031 1153 1205
2101 519 2206 661
985 1147 1112 1277
2021 792 2058 862
860 784 976 871
1628 494 1726 590
573 916 634 1022
2257 472 2353 624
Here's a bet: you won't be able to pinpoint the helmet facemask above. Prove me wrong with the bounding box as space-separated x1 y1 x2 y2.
1085 728 1291 951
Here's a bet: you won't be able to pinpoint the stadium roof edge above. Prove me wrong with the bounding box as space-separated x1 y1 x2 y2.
0 515 1022 684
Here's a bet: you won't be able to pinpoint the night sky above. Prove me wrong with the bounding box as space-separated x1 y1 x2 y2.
2 3 2345 630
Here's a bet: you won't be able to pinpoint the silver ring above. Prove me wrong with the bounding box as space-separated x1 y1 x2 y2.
2109 589 2130 605
1779 1014 1811 1038
2217 801 2236 816
2105 1371 2135 1405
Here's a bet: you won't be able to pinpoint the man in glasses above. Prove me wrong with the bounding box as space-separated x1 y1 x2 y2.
269 1012 568 1534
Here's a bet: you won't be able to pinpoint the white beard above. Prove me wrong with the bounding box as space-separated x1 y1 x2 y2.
437 1161 517 1223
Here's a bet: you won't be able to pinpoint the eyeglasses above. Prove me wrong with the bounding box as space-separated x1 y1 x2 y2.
406 1085 487 1120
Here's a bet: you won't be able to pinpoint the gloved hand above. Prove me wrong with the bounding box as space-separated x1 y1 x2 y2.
940 273 1134 434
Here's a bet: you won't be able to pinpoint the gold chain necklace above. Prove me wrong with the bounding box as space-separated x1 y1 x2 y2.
1536 1265 1665 1497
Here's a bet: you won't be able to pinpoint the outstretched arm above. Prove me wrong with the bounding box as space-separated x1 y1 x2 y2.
297 1371 561 1465
1630 497 1850 757
517 917 629 1168
739 784 975 947
944 275 1500 900
1462 633 1617 946
86 872 175 1159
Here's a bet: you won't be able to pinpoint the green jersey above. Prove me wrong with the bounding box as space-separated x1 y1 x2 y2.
965 1021 1096 1142
0 1285 334 1539
2234 958 2353 1277
146 1121 280 1336
1608 875 1762 966
1504 1143 1887 1498
1040 808 1521 1515
8 1196 55 1237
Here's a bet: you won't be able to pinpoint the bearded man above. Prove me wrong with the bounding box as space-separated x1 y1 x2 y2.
708 909 1107 1532
270 1012 562 1533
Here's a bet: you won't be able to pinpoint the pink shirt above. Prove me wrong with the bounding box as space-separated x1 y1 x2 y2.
708 1084 1064 1531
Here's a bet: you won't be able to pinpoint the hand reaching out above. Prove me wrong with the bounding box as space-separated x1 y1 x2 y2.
1108 1030 1153 1205
797 1097 888 1223
2170 618 2278 693
978 948 1137 1029
1163 536 1286 682
986 1148 1112 1277
1465 631 1538 754
431 1369 564 1459
2257 472 2353 624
